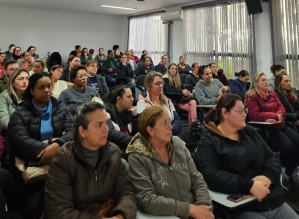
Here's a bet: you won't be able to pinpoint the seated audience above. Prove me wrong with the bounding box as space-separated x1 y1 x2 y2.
27 46 39 61
85 60 108 99
59 56 80 87
80 47 92 65
29 59 48 75
45 102 137 219
69 45 81 59
245 72 299 190
269 64 285 90
0 60 19 93
7 72 73 218
12 47 22 61
115 54 136 91
139 50 154 68
106 85 138 136
103 50 118 87
135 57 155 77
209 62 230 86
0 68 29 132
185 62 200 91
137 71 181 136
5 44 15 59
50 65 67 99
94 47 106 75
0 51 6 78
127 106 213 219
155 55 169 75
195 65 228 105
274 73 299 125
130 49 139 64
17 52 32 70
230 70 250 101
58 65 99 116
177 56 191 75
196 93 299 219
163 63 197 126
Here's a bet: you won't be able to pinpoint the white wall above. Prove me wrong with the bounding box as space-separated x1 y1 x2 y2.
170 20 184 64
0 6 128 63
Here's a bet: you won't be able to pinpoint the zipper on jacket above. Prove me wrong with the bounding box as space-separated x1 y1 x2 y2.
95 170 98 182
168 165 183 200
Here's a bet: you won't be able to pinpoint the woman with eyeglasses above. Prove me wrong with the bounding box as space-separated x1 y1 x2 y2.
196 93 299 219
137 71 182 136
195 65 229 105
245 72 299 190
209 62 230 86
12 47 22 61
58 65 99 116
230 70 250 101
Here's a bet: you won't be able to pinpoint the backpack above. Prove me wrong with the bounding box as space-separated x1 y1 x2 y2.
47 52 62 68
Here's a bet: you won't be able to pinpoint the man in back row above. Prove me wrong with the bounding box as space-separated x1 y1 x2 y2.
0 60 19 93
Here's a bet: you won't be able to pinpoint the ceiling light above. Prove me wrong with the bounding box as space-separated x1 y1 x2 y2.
100 5 136 10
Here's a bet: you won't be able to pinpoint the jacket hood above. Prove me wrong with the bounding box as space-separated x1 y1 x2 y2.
204 121 227 138
126 133 173 157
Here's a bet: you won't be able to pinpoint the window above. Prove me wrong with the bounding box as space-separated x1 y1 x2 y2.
271 0 299 86
128 13 169 65
183 0 256 78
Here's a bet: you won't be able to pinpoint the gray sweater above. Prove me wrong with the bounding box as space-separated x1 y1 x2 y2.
195 79 224 105
268 75 275 90
126 134 212 219
58 86 99 116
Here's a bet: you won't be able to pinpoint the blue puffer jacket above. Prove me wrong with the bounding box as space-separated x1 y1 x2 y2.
230 78 247 100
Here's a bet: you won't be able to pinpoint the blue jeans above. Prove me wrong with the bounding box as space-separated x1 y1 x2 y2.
106 75 117 87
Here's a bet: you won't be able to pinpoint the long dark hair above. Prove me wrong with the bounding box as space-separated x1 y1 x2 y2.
205 93 242 126
12 47 21 60
274 73 297 101
24 72 51 101
270 64 285 75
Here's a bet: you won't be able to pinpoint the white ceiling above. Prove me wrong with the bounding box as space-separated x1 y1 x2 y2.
0 0 203 15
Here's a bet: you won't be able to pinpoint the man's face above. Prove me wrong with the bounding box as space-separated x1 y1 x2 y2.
5 63 19 77
0 54 6 64
162 56 168 65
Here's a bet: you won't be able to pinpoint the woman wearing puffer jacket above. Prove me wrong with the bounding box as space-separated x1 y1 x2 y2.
7 72 73 219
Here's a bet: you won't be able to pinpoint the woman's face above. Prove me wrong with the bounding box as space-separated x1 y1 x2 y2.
83 49 88 55
202 67 212 83
99 49 104 56
147 110 172 143
70 57 81 69
14 48 21 56
73 69 87 87
179 56 185 64
51 68 63 81
24 52 31 62
144 58 150 67
149 76 163 97
192 64 200 74
86 63 98 75
118 88 134 110
168 65 177 77
210 64 218 75
13 72 29 92
257 75 268 90
223 100 247 129
30 77 52 104
115 50 120 56
33 62 44 73
280 75 291 91
29 47 35 56
240 75 250 82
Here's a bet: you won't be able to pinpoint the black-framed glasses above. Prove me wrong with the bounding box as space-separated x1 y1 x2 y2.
153 81 164 86
231 108 248 115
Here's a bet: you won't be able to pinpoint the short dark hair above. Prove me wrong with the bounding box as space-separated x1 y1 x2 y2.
235 70 249 77
4 60 17 70
107 50 113 55
73 101 106 140
24 72 51 101
70 65 87 83
270 64 285 75
75 45 81 49
198 65 210 76
8 44 15 50
26 46 36 52
113 45 119 50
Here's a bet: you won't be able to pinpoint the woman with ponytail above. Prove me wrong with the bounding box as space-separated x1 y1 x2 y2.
269 64 285 90
229 70 250 101
195 93 299 219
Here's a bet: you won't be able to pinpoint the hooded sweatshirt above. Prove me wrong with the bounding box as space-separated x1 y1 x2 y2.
195 79 224 105
126 134 212 219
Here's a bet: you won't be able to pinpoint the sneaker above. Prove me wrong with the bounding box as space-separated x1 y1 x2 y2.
280 173 295 190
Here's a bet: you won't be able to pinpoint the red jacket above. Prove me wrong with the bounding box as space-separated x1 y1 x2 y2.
245 91 285 129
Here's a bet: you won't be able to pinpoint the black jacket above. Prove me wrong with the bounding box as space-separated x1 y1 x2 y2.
163 77 184 94
59 68 70 82
107 119 132 149
115 63 135 79
86 74 109 99
135 65 154 77
7 97 73 162
154 63 167 74
195 122 284 212
102 58 118 75
185 73 199 91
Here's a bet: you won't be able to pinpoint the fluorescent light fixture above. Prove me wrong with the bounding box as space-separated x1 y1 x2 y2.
100 4 136 10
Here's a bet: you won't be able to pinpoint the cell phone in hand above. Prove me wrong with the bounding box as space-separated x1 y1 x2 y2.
227 194 252 203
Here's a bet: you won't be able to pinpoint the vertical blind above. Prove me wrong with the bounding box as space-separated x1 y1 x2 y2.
128 13 168 65
183 0 256 78
271 0 299 86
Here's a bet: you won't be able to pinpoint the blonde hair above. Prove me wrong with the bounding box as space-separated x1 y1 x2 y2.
7 68 29 102
144 71 163 104
167 63 181 89
246 72 266 98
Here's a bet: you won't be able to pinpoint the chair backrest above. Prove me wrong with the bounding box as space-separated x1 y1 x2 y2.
136 75 146 87
180 74 188 85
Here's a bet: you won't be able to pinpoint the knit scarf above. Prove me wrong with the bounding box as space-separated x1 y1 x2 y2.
258 89 269 100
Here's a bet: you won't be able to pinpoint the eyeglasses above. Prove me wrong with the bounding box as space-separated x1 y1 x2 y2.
231 108 248 115
201 65 210 69
153 81 163 86
76 74 87 79
15 50 21 52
